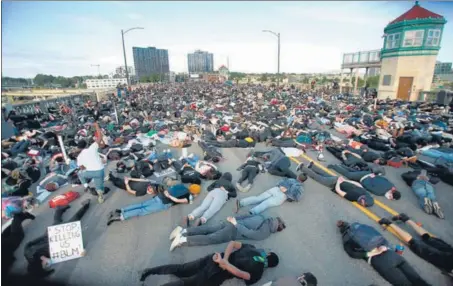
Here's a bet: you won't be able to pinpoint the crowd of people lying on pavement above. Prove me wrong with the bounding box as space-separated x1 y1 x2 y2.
1 82 453 286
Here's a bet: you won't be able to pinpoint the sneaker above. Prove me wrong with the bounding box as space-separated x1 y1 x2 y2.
242 184 252 192
236 182 244 192
97 191 105 204
378 218 392 226
296 162 304 172
392 213 410 223
423 197 433 214
307 161 314 169
170 234 187 252
107 214 122 226
432 202 445 219
169 226 183 241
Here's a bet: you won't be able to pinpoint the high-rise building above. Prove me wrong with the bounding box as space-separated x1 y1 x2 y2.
434 61 452 75
187 50 214 73
132 46 170 79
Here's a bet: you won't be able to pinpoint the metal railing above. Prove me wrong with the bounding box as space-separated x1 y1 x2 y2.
7 93 96 114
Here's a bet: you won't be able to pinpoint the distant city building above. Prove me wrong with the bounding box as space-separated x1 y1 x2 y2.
115 66 134 77
86 78 127 89
188 50 214 73
434 62 452 75
168 72 176 83
368 67 380 76
132 46 170 79
218 65 229 80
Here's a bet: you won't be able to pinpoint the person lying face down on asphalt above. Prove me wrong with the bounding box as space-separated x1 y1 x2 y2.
139 241 280 286
327 164 401 200
337 220 430 286
168 214 286 251
401 170 444 219
235 173 306 215
23 199 91 278
107 183 201 226
249 148 299 179
378 213 453 276
295 161 373 207
182 172 236 227
235 155 265 193
108 172 160 196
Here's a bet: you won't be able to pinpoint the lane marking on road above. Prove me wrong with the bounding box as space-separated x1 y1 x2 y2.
289 155 406 242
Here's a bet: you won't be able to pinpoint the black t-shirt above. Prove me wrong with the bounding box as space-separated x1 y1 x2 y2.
340 182 367 202
362 151 380 162
130 181 151 197
158 184 191 205
182 166 199 178
228 244 265 285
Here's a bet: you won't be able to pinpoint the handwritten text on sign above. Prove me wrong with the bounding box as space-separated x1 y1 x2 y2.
47 221 84 264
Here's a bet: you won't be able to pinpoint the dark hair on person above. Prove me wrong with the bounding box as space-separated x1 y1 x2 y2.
267 252 279 268
77 140 87 149
393 190 401 200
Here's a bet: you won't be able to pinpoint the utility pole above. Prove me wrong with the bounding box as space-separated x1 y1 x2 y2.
121 27 144 86
262 30 281 88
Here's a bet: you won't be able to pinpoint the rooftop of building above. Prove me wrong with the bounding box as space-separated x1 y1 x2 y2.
389 1 444 25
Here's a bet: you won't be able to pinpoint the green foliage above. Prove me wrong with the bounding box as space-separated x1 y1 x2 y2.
229 72 246 81
140 76 150 83
351 76 365 87
150 74 161 82
302 77 309 84
366 75 380 88
259 74 268 82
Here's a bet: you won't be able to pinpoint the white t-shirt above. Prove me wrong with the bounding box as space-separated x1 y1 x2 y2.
77 142 104 171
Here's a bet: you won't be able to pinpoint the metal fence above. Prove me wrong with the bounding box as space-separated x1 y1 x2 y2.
8 93 96 114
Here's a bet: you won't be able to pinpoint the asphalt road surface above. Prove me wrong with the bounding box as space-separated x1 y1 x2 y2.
8 140 453 286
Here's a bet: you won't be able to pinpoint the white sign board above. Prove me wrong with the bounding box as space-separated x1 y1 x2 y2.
47 221 84 264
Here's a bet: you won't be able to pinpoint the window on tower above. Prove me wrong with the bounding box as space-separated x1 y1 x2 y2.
403 30 424 47
386 33 400 49
426 29 441 47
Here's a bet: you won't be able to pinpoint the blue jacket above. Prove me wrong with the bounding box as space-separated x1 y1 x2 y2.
277 178 303 202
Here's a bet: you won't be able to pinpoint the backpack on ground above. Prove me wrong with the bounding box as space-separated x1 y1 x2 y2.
48 191 80 208
342 222 388 252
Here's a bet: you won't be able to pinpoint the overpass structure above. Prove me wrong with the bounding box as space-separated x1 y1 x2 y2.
340 49 381 94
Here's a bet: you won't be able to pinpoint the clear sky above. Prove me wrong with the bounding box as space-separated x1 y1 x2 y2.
2 1 453 77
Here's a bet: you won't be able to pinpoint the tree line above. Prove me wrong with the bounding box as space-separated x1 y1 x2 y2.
2 74 113 88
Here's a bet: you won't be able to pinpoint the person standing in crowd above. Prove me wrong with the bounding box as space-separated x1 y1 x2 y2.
76 122 106 204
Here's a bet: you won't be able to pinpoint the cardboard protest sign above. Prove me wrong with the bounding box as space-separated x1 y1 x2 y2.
47 221 84 264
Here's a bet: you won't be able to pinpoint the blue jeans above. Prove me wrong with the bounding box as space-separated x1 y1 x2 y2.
421 149 453 163
78 169 105 192
185 155 199 168
239 187 287 215
11 140 30 156
412 181 436 208
121 196 171 220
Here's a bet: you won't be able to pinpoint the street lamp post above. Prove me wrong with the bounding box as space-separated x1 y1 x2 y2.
121 27 144 86
263 30 280 88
